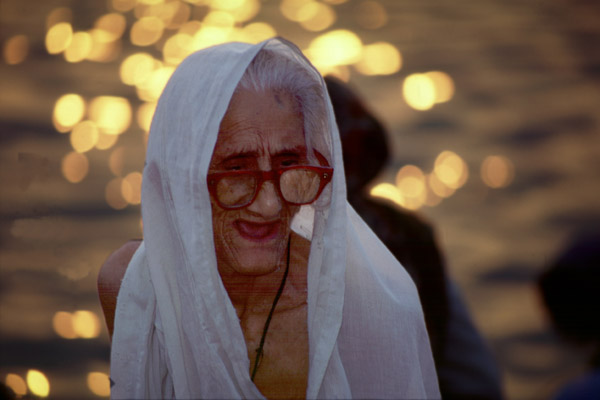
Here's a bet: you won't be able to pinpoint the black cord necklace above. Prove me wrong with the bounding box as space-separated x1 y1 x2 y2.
250 235 291 382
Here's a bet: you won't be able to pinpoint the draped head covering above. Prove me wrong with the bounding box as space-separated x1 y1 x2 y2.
110 37 440 399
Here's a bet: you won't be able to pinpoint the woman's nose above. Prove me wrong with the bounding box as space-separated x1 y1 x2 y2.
247 180 282 217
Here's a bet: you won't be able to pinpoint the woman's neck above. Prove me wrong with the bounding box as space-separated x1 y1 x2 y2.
219 232 310 318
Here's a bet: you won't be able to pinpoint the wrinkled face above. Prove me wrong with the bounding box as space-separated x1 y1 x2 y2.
209 88 307 277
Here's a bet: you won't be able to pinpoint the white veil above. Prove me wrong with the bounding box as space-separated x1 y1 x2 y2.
110 38 440 399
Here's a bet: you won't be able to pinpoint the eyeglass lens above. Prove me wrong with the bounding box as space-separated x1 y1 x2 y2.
215 169 323 208
215 174 257 207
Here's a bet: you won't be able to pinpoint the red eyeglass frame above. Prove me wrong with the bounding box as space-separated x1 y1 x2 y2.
207 165 333 210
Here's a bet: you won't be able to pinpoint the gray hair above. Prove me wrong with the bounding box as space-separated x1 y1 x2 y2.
235 47 329 165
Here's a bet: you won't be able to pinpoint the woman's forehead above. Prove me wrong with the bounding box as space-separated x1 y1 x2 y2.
211 88 307 161
221 88 302 125
211 128 307 162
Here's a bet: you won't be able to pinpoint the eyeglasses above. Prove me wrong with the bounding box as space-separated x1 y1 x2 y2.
207 166 333 209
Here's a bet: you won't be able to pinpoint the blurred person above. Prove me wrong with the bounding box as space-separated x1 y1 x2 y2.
539 231 600 400
98 38 440 399
0 383 16 400
325 75 504 400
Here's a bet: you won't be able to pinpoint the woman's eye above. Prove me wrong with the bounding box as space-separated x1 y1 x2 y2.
223 160 251 170
280 159 299 167
219 154 257 171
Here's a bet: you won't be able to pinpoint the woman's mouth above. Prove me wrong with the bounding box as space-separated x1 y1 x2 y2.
235 220 281 241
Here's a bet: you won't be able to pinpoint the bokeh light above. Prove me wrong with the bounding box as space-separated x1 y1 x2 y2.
64 31 93 63
70 120 100 153
137 0 164 5
46 22 73 54
370 182 405 207
216 0 261 22
321 65 351 81
94 13 127 43
122 172 143 205
202 10 235 31
297 3 336 32
204 10 236 28
89 96 132 135
46 7 73 30
424 187 442 207
106 178 129 209
211 0 244 11
192 26 232 51
61 151 89 183
434 150 468 189
131 16 165 46
72 310 101 339
109 146 126 176
424 71 454 103
5 373 27 397
52 311 77 339
179 20 203 36
3 35 29 65
87 30 121 62
481 155 515 188
137 102 157 131
355 42 402 75
136 66 175 102
403 71 455 110
237 22 277 44
163 33 194 65
111 0 137 13
96 132 120 150
165 1 193 29
307 30 363 69
354 1 388 29
428 171 455 198
53 94 86 131
280 0 313 22
120 52 157 86
87 372 111 397
120 178 133 205
403 73 436 111
26 370 49 398
395 165 427 210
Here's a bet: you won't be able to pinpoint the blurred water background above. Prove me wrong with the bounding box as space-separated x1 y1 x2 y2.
1 0 599 398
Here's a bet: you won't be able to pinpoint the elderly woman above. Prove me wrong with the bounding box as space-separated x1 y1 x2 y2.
99 38 439 399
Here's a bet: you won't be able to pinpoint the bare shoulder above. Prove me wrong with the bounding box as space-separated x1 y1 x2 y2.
98 239 142 338
98 240 141 291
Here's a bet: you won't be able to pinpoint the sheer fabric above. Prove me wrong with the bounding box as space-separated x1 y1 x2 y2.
110 38 440 399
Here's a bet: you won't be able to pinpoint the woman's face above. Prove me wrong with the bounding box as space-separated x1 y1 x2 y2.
209 88 307 277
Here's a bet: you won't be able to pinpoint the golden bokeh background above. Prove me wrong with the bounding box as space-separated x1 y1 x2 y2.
1 0 599 398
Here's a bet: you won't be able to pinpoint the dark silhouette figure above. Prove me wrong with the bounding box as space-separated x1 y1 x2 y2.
539 231 600 399
326 76 449 359
325 76 503 400
0 383 16 400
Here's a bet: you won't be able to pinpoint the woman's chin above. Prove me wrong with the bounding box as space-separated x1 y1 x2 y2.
219 236 288 277
232 257 281 276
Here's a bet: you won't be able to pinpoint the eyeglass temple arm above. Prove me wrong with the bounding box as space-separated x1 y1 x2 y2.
313 149 330 167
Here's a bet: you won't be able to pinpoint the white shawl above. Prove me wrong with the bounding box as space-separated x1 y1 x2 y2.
110 38 440 399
